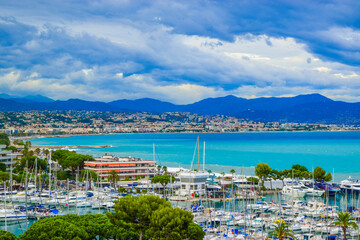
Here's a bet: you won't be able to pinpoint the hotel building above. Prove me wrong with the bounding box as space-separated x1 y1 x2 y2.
84 154 157 181
0 145 16 170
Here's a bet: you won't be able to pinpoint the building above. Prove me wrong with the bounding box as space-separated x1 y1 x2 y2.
177 171 209 196
84 154 157 181
0 145 16 170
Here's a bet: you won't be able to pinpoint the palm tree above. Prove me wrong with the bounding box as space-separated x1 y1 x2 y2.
162 166 167 175
35 148 41 155
43 149 50 159
157 165 162 175
230 169 236 211
108 170 119 188
333 212 358 240
267 220 297 240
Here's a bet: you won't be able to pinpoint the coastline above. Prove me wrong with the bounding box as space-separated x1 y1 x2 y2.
12 129 360 142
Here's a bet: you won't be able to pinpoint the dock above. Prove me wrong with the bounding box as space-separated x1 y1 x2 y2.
32 145 111 149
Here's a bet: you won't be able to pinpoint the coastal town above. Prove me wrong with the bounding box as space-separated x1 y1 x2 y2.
0 111 358 136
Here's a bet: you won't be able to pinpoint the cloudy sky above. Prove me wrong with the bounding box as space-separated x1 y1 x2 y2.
0 0 360 104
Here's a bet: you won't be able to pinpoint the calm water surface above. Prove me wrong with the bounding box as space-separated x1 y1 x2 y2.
31 132 360 181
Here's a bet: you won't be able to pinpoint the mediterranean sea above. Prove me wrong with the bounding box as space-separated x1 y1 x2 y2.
31 132 360 182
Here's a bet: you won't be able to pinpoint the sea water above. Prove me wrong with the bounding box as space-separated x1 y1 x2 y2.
31 131 360 181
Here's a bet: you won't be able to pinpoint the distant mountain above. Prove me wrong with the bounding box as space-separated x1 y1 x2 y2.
0 93 54 103
109 98 177 112
0 93 360 124
22 95 54 103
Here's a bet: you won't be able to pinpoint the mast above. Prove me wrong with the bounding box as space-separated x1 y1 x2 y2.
197 136 200 171
4 181 7 231
10 153 12 194
203 141 205 172
34 157 37 194
49 150 52 197
25 159 28 229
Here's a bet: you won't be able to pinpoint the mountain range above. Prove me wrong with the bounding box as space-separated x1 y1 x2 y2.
1 93 360 124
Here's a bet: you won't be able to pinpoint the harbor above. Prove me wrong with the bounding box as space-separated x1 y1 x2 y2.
2 146 360 240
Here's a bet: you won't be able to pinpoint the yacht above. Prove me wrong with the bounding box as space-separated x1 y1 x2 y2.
299 184 325 197
340 176 360 194
0 209 27 222
281 185 306 198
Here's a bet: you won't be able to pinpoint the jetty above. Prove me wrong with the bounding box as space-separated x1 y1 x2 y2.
32 144 111 149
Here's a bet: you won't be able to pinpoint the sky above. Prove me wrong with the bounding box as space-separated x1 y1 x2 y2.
0 0 360 104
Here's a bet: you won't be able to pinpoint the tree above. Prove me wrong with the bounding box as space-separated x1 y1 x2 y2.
151 175 175 197
292 164 308 172
333 212 358 240
80 169 98 190
0 133 10 147
52 149 74 162
20 156 47 171
107 195 171 240
267 220 297 240
19 216 89 240
162 166 167 175
6 145 17 152
57 170 72 181
255 163 272 188
157 165 161 175
0 230 17 240
19 214 115 240
34 148 40 155
0 162 6 172
58 153 92 175
247 177 259 184
0 172 10 182
108 170 119 187
146 207 205 240
314 166 332 182
42 149 50 158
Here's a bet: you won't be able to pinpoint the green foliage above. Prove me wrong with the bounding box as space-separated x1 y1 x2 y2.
314 166 332 182
151 175 176 187
0 171 10 182
108 170 120 187
20 156 47 171
13 139 24 146
146 207 205 240
0 230 17 240
107 195 171 239
57 170 72 181
247 176 259 184
0 162 6 172
267 220 297 240
52 149 75 162
230 169 236 174
255 163 272 187
292 164 308 172
0 133 10 147
54 150 93 175
19 214 115 240
6 145 18 152
333 212 358 240
19 217 89 240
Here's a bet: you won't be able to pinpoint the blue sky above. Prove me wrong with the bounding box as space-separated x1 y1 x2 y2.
0 0 360 104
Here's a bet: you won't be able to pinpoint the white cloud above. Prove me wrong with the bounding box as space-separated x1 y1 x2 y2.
1 15 360 103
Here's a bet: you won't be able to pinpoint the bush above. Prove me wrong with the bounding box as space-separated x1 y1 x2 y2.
57 170 72 180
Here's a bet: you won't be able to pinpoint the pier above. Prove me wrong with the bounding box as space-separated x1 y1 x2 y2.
32 144 111 149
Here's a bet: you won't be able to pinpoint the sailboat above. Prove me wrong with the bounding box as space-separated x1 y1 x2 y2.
177 136 209 198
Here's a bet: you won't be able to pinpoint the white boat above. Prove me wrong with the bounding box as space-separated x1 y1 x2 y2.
281 185 306 198
340 176 360 194
0 209 27 222
299 184 324 197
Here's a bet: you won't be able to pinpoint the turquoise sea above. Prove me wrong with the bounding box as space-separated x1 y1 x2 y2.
31 132 360 182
